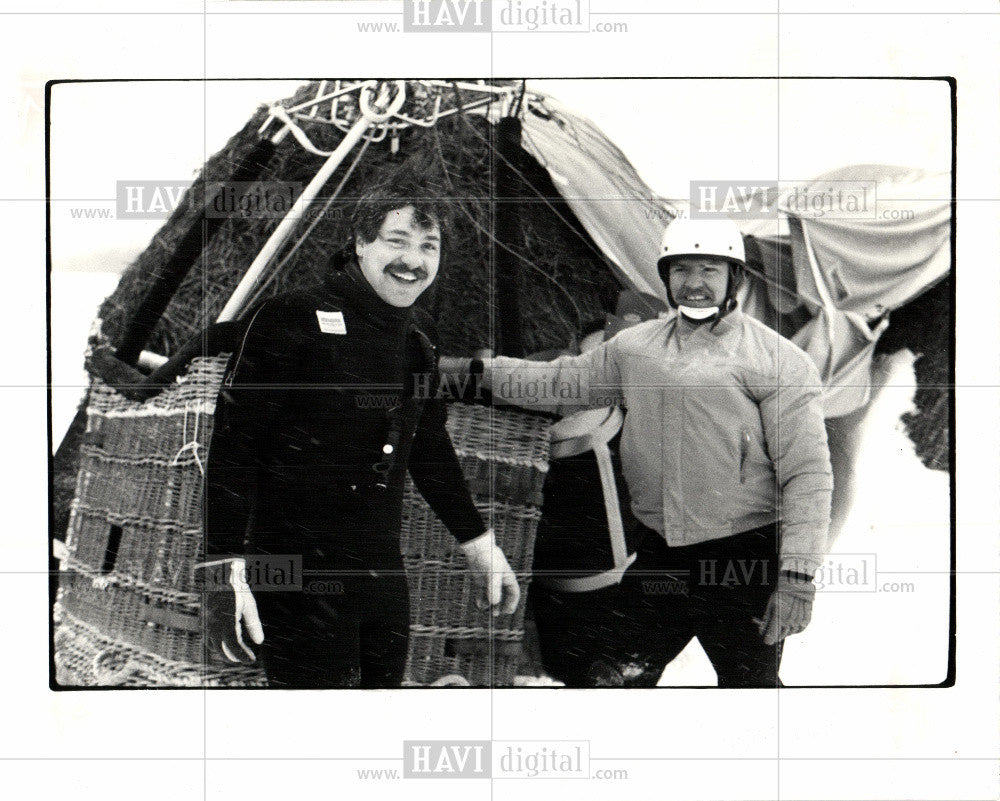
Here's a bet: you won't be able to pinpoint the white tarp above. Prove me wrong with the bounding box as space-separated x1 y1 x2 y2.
519 95 671 300
785 164 951 320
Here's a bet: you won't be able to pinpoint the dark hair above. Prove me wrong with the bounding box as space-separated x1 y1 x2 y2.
350 180 452 247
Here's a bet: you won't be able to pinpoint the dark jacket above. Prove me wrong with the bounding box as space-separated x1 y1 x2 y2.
204 252 485 565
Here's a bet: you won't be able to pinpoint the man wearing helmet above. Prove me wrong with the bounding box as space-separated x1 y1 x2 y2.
442 216 832 687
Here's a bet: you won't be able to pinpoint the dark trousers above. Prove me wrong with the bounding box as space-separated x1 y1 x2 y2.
617 523 784 688
253 564 410 689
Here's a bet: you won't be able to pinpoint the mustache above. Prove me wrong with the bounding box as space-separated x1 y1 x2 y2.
384 260 428 279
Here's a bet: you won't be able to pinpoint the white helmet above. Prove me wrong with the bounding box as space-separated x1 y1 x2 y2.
657 217 746 267
656 217 747 315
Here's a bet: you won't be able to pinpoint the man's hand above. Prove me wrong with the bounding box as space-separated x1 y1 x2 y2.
199 558 265 664
460 530 521 617
756 572 816 646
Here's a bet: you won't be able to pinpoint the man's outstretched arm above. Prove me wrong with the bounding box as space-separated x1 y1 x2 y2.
439 340 624 417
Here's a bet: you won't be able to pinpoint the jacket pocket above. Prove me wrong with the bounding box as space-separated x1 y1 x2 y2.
739 429 752 484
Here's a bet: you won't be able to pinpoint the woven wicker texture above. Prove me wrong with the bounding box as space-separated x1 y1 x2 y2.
54 359 551 687
53 599 265 688
401 406 550 685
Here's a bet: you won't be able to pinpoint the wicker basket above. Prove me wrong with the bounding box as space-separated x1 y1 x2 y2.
53 357 264 687
54 359 550 688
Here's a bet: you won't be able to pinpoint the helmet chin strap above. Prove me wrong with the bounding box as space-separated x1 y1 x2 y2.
677 304 720 321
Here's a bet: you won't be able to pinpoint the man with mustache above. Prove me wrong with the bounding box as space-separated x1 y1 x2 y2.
200 183 520 688
443 216 832 687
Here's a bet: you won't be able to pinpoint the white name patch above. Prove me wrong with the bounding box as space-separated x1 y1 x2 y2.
316 310 347 335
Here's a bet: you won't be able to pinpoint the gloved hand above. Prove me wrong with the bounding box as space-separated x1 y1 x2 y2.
756 571 816 646
460 530 521 617
198 558 265 664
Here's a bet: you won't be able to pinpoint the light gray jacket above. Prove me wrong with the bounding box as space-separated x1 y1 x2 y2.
485 309 833 573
